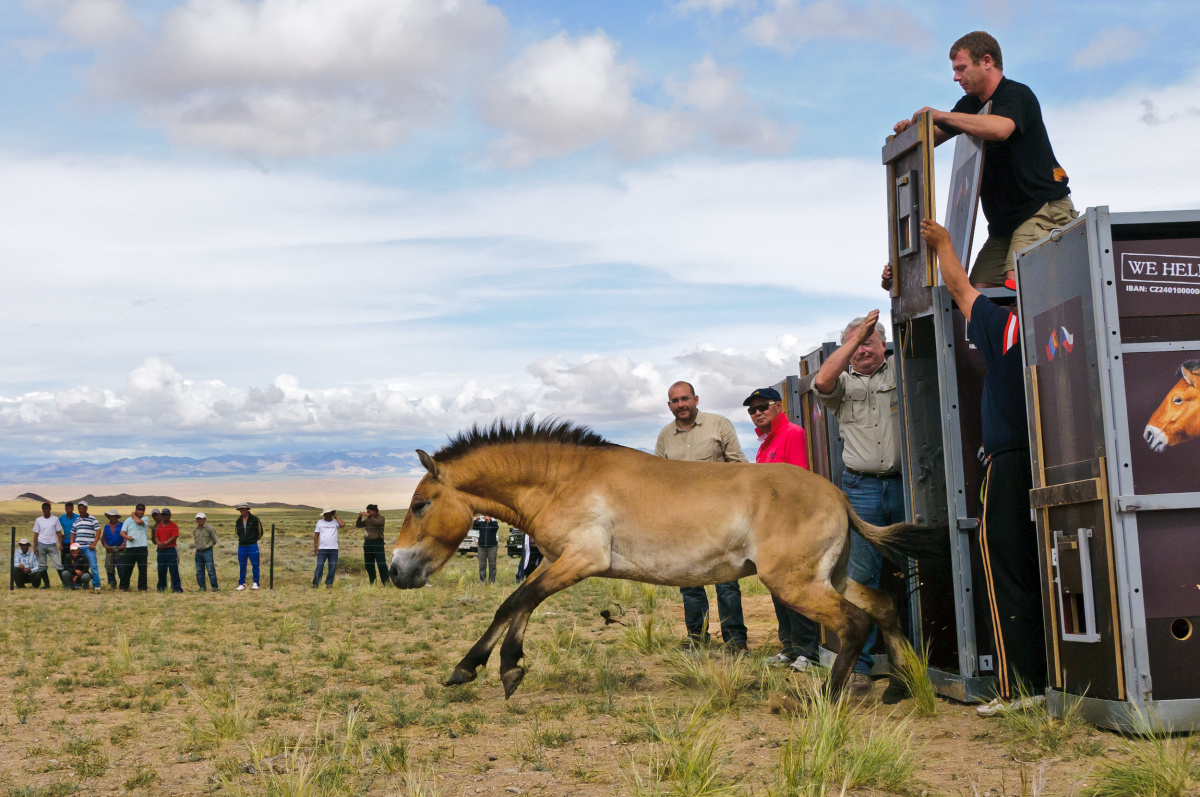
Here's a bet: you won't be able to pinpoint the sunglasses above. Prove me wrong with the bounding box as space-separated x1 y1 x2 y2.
746 404 773 415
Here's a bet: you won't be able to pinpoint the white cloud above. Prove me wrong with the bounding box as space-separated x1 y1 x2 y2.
744 0 932 53
89 0 507 157
673 0 757 13
56 0 139 43
1071 26 1144 71
482 33 793 165
1 335 821 457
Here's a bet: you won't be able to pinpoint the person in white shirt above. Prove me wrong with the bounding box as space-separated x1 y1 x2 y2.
12 538 41 588
312 508 345 589
32 501 64 589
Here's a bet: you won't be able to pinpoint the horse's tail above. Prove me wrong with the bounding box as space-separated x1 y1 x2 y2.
845 498 949 565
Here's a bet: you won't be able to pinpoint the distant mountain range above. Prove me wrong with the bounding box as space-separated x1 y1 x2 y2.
12 490 314 510
0 449 425 483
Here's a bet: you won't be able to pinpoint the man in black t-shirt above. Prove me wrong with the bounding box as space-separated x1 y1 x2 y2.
920 218 1047 714
895 31 1076 288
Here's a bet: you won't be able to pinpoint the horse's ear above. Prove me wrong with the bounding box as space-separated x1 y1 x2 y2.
1182 360 1200 387
417 450 442 481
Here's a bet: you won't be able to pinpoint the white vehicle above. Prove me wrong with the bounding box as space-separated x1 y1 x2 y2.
458 527 479 555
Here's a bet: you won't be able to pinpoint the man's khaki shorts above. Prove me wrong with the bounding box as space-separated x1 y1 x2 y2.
969 196 1079 285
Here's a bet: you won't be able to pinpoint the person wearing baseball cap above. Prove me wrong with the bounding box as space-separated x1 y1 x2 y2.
743 387 825 682
101 510 124 588
234 503 263 591
32 501 64 588
12 538 41 588
193 512 219 592
119 504 151 591
355 504 388 586
62 542 93 590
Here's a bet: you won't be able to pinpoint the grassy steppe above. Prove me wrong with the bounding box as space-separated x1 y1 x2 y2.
2 501 1197 797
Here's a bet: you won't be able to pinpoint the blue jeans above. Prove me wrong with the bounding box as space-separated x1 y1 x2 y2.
238 544 260 586
680 582 747 645
314 549 338 586
772 595 818 660
156 548 183 592
82 547 100 589
195 549 218 590
841 470 906 674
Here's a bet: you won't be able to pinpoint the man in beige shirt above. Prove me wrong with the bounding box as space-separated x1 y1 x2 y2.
814 310 903 688
654 380 749 651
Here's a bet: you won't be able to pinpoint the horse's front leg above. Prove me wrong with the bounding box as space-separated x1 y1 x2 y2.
497 549 605 698
444 562 551 686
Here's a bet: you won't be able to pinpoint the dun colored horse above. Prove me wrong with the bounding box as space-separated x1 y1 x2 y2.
388 419 943 700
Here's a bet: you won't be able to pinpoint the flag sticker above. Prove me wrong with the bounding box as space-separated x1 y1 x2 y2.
1046 325 1073 361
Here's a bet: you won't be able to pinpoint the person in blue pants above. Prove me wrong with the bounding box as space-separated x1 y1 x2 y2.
313 508 344 588
234 503 263 591
814 308 904 699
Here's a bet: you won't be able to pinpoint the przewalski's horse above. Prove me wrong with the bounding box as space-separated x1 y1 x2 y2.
1144 360 1200 453
388 419 944 700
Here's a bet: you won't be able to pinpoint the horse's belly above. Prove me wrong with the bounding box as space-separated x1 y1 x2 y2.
607 550 756 587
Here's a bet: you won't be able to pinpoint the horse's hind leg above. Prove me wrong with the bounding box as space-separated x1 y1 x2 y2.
843 580 917 704
497 549 603 698
765 580 873 698
445 561 551 686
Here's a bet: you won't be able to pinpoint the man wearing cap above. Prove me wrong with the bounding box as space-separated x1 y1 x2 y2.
149 508 163 540
234 503 263 591
355 505 388 586
32 501 64 589
152 508 183 593
12 538 41 588
313 508 344 589
814 310 903 692
744 387 828 680
654 380 750 652
62 543 93 589
70 501 102 593
193 513 219 591
119 504 151 591
101 510 124 588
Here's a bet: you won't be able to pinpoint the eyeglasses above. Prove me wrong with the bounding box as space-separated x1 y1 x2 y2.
746 404 772 415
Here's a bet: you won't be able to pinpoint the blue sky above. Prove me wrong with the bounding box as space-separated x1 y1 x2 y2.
3 0 1200 467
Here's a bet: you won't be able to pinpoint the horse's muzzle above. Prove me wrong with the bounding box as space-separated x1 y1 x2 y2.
1144 424 1168 453
389 548 431 589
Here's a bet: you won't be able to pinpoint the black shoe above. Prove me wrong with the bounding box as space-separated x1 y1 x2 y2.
725 641 750 655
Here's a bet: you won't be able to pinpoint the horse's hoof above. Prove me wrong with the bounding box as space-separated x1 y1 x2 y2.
501 666 525 699
444 666 477 687
880 677 910 705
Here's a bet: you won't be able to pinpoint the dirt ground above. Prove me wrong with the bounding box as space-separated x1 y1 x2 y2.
0 504 1185 797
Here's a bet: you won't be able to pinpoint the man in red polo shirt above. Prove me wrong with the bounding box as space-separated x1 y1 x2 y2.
742 387 855 688
152 508 184 593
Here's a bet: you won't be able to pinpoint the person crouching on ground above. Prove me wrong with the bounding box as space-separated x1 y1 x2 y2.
234 503 263 591
153 508 183 593
62 543 93 590
12 538 41 588
313 508 344 589
193 513 219 591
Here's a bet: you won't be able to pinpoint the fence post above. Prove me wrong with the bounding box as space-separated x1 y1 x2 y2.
9 527 14 591
269 524 275 590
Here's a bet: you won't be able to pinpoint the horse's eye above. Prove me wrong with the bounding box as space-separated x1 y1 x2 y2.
411 499 430 516
1174 397 1184 405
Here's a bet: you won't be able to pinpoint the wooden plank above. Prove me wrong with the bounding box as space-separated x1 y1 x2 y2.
1029 477 1102 509
882 124 921 164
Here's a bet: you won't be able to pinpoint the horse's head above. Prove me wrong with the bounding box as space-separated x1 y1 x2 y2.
389 450 474 588
1144 360 1200 453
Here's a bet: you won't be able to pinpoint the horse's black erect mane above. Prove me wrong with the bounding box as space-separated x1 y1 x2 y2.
434 417 614 462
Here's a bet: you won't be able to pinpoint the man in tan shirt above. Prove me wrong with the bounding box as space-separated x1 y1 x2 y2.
814 310 903 688
654 380 749 651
